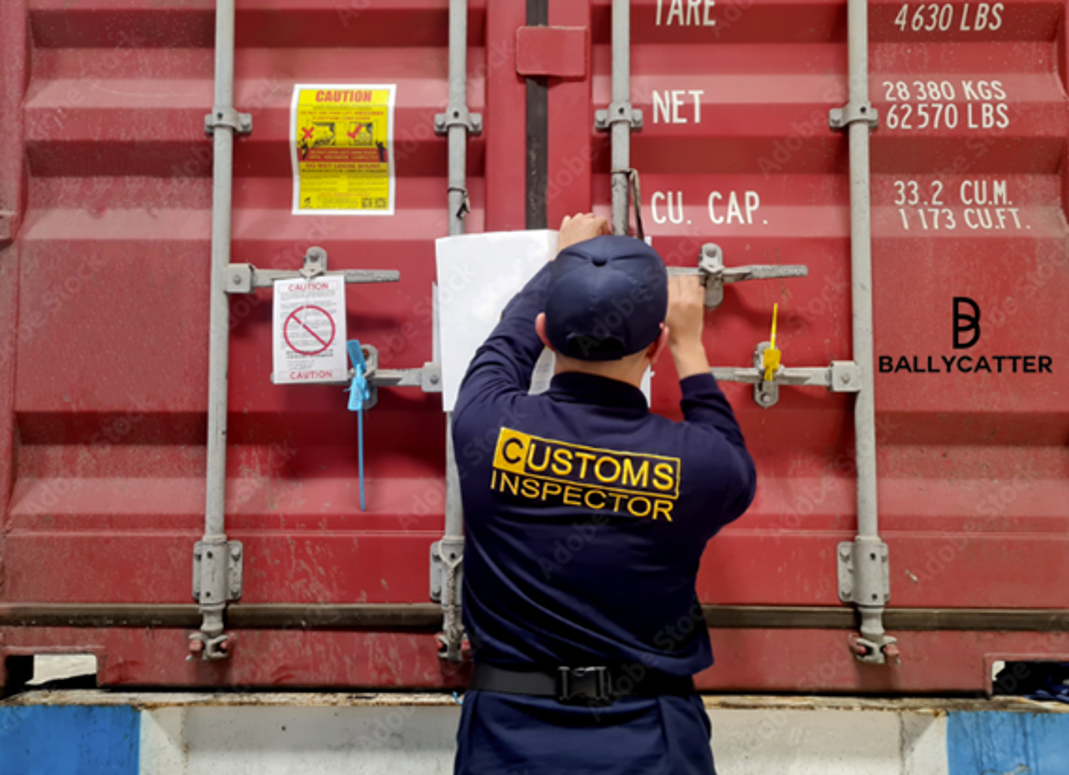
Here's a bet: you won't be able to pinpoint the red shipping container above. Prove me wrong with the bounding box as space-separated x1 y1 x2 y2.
0 0 1066 693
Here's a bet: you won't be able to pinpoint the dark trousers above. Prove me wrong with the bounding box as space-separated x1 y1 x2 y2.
454 690 716 775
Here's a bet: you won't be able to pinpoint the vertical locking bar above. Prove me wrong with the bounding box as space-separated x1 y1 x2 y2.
435 424 466 661
835 0 896 665
435 0 472 662
595 0 641 233
446 0 471 237
609 0 631 235
192 0 244 661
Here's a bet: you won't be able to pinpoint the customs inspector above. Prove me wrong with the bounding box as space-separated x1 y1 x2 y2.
452 213 757 774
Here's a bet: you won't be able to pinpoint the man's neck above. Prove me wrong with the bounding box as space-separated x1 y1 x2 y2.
553 356 648 389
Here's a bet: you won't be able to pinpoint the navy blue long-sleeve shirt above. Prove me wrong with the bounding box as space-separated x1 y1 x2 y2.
451 261 756 774
453 260 755 671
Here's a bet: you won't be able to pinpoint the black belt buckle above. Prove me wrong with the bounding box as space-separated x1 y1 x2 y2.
557 666 614 706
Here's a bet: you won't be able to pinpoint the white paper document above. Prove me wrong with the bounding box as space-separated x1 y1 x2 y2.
436 230 557 412
435 230 652 413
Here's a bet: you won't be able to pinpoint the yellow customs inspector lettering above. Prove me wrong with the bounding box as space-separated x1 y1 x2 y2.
490 427 681 521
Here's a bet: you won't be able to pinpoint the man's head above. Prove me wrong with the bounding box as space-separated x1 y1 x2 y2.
535 233 669 385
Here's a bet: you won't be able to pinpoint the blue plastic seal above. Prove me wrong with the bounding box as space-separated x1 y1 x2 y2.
345 340 370 511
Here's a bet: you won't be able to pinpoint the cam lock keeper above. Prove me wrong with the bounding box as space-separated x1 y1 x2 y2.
668 244 809 309
711 301 862 408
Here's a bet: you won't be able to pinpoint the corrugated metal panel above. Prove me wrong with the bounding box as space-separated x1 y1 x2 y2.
598 0 1069 608
1 0 1067 692
588 0 1069 688
3 0 497 687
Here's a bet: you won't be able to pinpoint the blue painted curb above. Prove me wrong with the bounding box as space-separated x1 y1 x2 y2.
948 710 1069 775
0 705 140 775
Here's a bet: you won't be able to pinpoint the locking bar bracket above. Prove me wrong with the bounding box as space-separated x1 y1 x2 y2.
435 106 483 135
595 102 643 131
829 101 878 130
190 539 243 661
192 540 244 603
205 106 252 135
429 536 464 604
669 243 809 308
838 537 898 665
838 539 890 607
430 535 466 662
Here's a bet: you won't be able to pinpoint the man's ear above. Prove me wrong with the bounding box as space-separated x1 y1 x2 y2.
647 323 669 365
535 313 555 351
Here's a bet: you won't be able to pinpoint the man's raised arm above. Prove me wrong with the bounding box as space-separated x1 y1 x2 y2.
667 273 757 523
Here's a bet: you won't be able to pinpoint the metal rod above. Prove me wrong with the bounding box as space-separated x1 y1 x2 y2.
241 268 400 290
845 0 887 648
5 604 1069 633
446 0 468 237
610 0 630 234
667 266 809 282
444 423 464 538
199 0 239 646
848 0 875 538
437 421 466 659
709 365 857 389
437 0 470 661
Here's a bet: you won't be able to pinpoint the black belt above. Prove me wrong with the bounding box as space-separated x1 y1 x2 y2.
470 663 695 707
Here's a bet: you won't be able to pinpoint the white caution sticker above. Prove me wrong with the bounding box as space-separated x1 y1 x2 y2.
272 276 348 384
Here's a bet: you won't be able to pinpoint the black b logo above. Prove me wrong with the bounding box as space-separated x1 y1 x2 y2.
953 297 981 349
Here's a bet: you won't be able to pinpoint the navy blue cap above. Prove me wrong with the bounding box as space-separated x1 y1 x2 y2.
544 235 668 361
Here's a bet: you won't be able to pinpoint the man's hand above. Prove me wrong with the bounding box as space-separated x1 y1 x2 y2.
556 213 610 254
666 275 710 380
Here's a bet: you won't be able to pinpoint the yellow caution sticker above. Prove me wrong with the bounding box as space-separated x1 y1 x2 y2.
290 84 396 215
